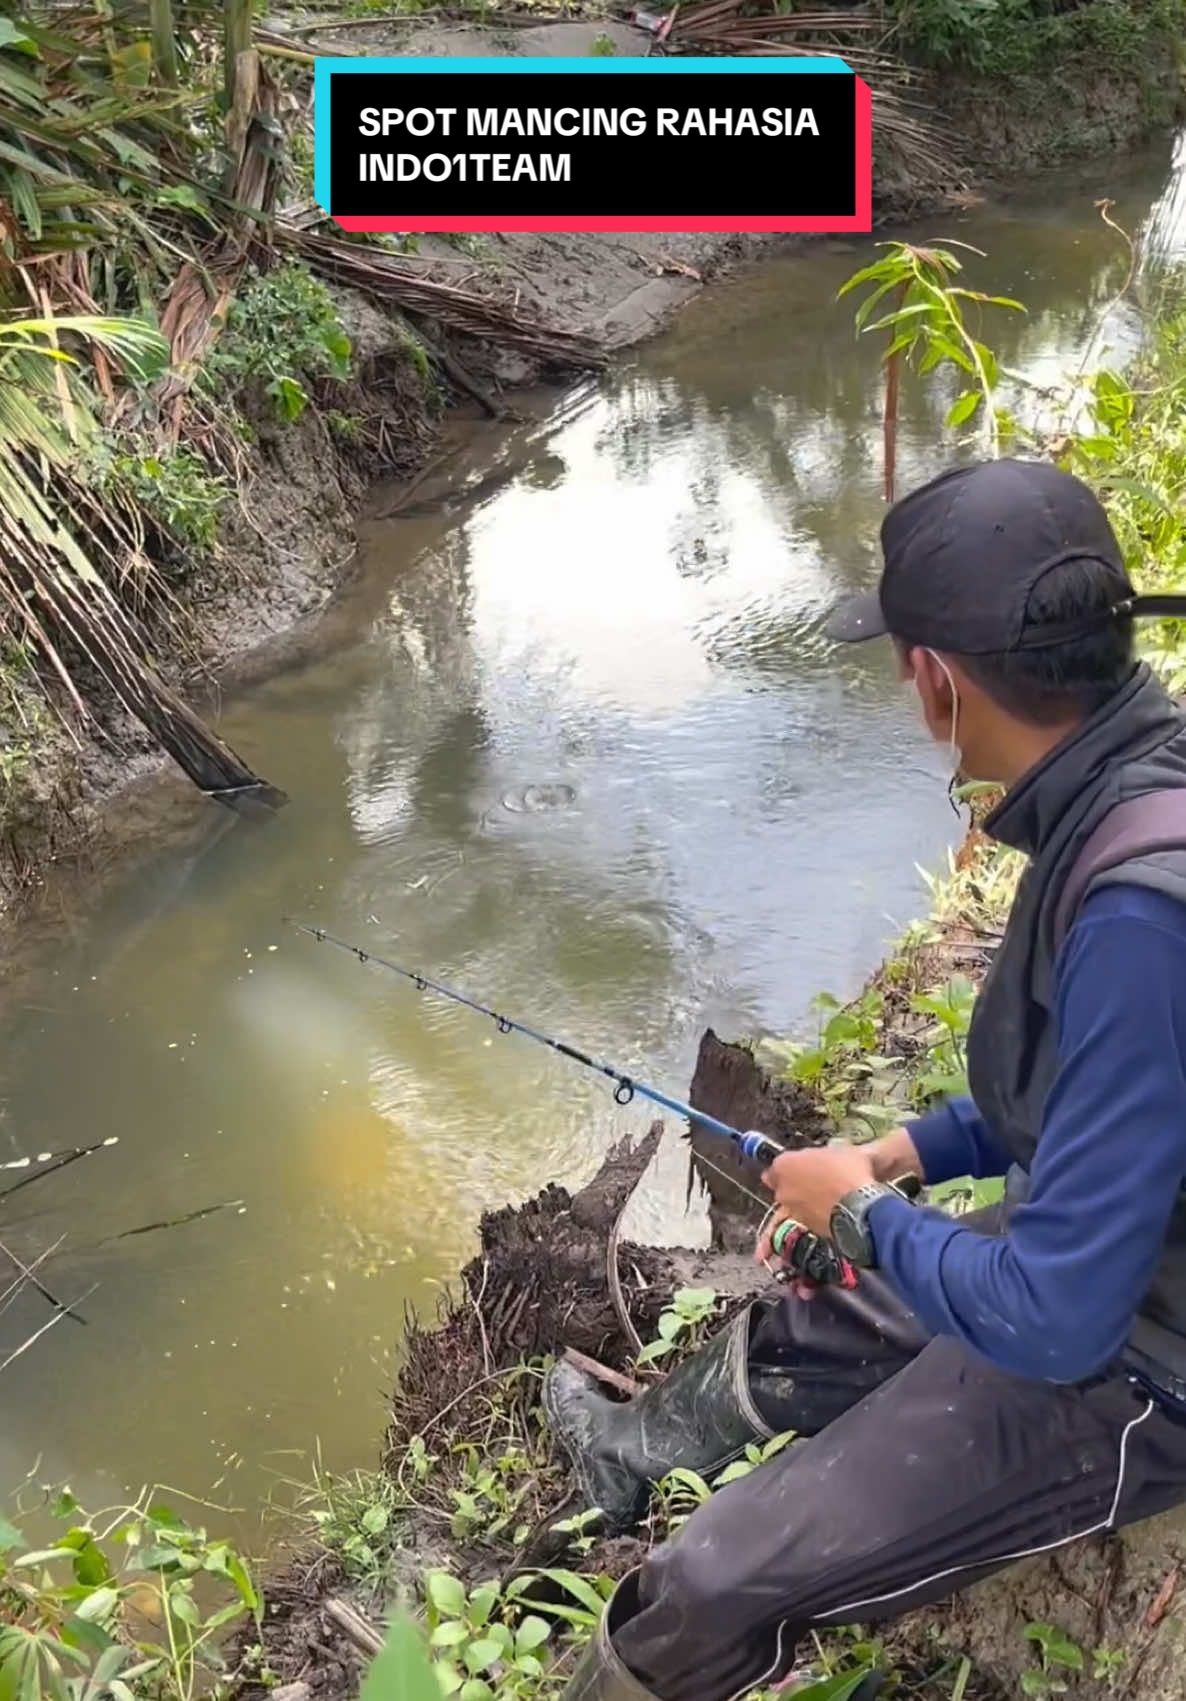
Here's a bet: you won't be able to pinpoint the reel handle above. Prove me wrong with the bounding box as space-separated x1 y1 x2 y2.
767 1173 922 1288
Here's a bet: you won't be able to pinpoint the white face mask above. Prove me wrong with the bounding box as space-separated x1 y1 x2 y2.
922 648 965 813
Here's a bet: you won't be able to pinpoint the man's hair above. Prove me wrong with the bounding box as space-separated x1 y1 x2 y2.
899 557 1136 727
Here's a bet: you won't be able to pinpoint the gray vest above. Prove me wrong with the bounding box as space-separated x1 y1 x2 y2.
968 663 1186 1382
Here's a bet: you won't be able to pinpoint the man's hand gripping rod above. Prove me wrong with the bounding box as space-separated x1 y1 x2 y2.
731 1133 862 1289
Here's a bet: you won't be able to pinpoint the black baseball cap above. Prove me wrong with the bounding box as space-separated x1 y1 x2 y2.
824 458 1186 653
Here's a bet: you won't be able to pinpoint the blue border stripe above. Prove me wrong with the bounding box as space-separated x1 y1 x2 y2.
313 54 853 212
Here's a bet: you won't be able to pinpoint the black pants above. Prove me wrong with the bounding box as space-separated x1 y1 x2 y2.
614 1218 1186 1701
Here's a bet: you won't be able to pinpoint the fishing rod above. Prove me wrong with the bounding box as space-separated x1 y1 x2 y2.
289 922 780 1160
288 920 861 1287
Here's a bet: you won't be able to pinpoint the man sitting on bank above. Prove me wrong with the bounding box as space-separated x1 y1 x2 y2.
544 458 1186 1701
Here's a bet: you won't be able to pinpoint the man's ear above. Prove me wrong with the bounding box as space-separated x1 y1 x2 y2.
908 646 956 739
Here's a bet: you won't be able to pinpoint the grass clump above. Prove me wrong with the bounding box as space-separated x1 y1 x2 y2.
292 1460 405 1589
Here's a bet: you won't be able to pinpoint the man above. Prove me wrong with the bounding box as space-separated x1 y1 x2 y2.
545 458 1186 1701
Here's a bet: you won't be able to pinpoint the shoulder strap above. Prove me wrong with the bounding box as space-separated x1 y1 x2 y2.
1053 789 1186 953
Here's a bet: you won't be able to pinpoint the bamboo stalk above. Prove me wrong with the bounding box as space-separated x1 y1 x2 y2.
149 0 179 86
224 0 254 109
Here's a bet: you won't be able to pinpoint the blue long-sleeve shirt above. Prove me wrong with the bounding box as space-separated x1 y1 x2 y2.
869 883 1186 1383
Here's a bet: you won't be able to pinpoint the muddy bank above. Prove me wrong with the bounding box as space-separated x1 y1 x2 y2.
236 1124 784 1701
289 1072 1182 1701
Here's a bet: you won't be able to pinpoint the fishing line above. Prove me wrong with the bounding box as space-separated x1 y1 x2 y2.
286 920 786 1169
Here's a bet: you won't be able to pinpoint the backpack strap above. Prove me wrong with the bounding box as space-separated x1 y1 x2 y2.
1053 789 1186 954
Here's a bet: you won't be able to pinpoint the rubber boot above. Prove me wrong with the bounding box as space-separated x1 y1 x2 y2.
559 1571 886 1701
543 1304 796 1533
558 1575 656 1701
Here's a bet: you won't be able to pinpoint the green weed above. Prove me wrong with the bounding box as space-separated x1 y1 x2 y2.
292 1460 403 1585
890 0 1182 77
1021 1622 1084 1695
909 975 976 1106
0 1489 259 1701
325 409 366 444
426 1572 557 1700
91 441 229 559
763 988 899 1134
1091 1646 1126 1682
202 263 353 424
651 1434 796 1532
446 1443 536 1544
635 1286 720 1367
360 1612 439 1701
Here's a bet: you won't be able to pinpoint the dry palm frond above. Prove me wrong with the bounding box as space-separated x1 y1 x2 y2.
277 224 607 371
0 23 200 272
664 0 960 196
0 308 284 804
158 49 284 428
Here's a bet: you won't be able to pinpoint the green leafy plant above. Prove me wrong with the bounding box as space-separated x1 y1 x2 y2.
0 1492 260 1701
1091 1646 1126 1682
547 1506 603 1556
1021 1622 1084 1695
891 0 1183 78
890 0 1000 66
650 1465 713 1530
325 408 365 444
511 1567 615 1634
765 989 898 1132
748 1665 877 1701
653 1433 796 1532
713 1431 797 1487
909 975 977 1106
636 1287 720 1366
294 1463 402 1584
90 441 229 560
446 1444 535 1543
203 263 353 423
838 241 1024 500
425 1572 558 1700
360 1612 440 1701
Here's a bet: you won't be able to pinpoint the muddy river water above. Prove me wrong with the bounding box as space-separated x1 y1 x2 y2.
2 138 1186 1540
